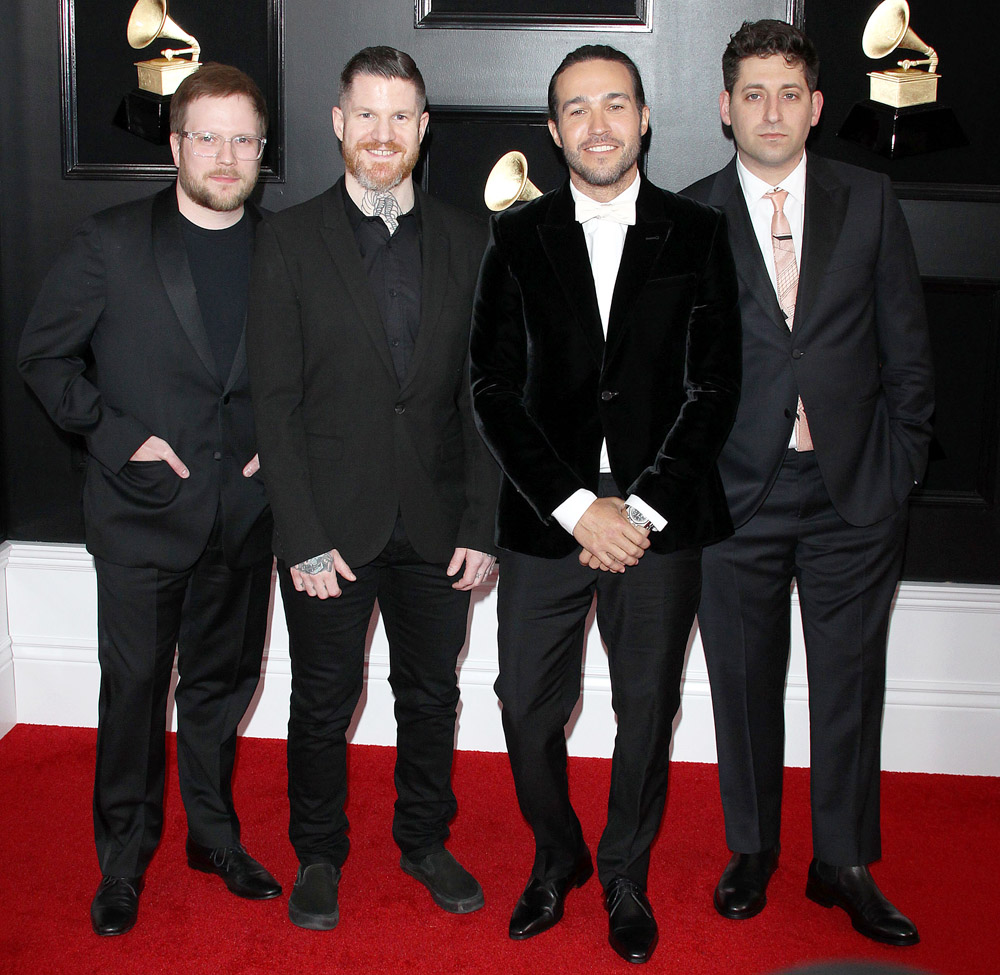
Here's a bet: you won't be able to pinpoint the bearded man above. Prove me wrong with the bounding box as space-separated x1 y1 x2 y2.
246 46 499 931
19 64 280 936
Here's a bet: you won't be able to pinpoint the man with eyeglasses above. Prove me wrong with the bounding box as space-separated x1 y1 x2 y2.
19 63 280 936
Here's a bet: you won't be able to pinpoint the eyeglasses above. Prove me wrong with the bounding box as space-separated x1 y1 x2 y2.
179 131 266 161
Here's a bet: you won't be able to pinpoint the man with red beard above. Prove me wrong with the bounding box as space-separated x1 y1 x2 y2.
247 47 499 931
19 64 280 936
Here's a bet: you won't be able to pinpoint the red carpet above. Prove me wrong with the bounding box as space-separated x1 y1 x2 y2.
0 724 996 975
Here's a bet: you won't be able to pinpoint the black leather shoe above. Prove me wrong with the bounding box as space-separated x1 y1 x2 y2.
91 875 143 936
605 877 658 964
509 853 593 940
714 846 779 920
288 863 340 930
400 849 484 914
806 859 919 946
186 838 281 900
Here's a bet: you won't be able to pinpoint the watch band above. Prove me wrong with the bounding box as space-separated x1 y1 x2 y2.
621 503 655 531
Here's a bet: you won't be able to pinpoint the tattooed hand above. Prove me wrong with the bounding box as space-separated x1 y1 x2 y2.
289 548 356 599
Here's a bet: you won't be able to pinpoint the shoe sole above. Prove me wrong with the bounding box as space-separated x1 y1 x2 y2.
288 902 340 931
400 860 485 914
92 919 137 937
805 879 920 947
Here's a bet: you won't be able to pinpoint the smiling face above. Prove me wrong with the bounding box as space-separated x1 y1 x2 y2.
548 58 650 202
332 73 429 195
169 94 263 227
720 54 823 185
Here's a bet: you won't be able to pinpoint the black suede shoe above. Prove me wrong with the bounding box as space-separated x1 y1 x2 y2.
714 846 779 920
509 852 593 940
91 875 143 936
605 877 658 964
806 859 919 946
186 838 281 900
400 849 485 914
288 863 340 930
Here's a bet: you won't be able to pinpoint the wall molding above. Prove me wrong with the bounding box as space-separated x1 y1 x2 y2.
3 541 999 774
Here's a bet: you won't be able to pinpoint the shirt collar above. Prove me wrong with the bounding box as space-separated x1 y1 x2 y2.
736 150 808 208
569 170 641 213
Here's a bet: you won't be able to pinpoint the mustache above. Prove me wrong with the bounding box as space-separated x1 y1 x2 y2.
579 137 625 151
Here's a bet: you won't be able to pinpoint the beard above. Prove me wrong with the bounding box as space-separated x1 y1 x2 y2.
342 139 420 193
177 161 258 213
560 131 642 189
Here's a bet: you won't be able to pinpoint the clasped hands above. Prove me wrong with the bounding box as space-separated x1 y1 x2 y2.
573 496 650 573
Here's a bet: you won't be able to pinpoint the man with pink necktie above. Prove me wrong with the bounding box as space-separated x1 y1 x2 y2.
684 20 933 947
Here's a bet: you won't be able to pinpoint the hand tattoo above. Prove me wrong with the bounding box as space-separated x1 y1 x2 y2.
295 552 334 575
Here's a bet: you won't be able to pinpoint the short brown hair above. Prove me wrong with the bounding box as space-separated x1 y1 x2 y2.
169 62 268 135
722 20 820 93
548 45 646 122
339 47 427 112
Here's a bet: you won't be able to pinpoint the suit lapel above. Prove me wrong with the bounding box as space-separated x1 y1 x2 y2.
319 181 398 383
402 189 447 392
152 188 219 384
797 156 849 329
537 183 605 365
221 202 263 394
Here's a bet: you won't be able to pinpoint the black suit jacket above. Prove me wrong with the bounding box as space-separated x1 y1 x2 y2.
18 187 271 571
683 155 934 528
470 178 741 559
246 179 499 568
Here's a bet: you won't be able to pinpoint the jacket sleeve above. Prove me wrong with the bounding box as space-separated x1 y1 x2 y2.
18 217 151 474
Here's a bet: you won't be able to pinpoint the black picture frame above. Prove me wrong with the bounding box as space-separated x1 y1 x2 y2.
414 0 653 32
60 0 284 180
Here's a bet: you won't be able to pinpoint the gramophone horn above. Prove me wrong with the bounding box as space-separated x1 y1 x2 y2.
127 0 201 61
862 0 937 71
484 151 543 212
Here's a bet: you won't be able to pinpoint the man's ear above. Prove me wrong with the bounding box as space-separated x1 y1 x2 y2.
547 118 563 149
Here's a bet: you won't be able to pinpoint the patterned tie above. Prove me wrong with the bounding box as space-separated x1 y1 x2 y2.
765 188 813 452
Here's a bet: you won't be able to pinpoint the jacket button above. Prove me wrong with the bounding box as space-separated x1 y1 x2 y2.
784 408 793 419
601 390 618 402
222 394 231 405
394 404 406 415
213 451 222 460
792 349 805 359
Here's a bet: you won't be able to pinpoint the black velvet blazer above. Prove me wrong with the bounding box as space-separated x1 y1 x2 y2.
470 178 741 559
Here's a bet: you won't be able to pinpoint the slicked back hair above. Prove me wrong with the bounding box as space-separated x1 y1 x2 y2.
339 46 427 112
547 44 646 122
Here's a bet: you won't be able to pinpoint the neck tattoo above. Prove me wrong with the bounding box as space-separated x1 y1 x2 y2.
362 189 402 234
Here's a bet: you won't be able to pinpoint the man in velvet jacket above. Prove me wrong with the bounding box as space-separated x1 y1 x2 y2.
246 48 498 931
18 65 281 936
470 45 740 965
683 21 933 946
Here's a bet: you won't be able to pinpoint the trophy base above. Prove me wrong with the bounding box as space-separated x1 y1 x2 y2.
837 100 968 160
113 89 172 145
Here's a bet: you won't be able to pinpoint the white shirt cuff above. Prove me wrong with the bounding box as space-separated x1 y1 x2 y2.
552 489 598 536
625 494 667 532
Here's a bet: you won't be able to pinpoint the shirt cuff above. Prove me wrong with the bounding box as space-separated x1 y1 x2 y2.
552 489 598 536
625 494 667 532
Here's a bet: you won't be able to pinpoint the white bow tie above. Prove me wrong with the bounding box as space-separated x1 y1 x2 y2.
575 197 636 226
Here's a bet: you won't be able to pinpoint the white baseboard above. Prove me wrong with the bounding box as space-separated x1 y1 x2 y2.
2 541 998 774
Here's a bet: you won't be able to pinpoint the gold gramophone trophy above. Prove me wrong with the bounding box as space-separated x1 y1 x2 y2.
114 0 202 144
838 0 966 158
484 151 543 212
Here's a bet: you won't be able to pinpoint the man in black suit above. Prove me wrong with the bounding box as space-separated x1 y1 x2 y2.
470 45 741 964
18 64 281 936
683 21 933 946
247 47 498 931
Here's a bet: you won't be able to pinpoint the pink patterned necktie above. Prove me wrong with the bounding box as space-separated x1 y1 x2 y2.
765 188 813 452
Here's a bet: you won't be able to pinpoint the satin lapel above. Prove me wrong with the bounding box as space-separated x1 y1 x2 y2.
222 202 262 393
152 188 218 384
537 184 604 365
796 159 849 329
402 191 447 393
319 184 398 382
713 165 788 334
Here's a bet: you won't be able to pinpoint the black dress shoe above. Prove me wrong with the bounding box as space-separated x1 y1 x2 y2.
91 875 143 936
509 853 593 940
186 838 281 900
806 858 919 946
400 849 484 914
288 862 340 931
605 877 658 964
714 846 779 920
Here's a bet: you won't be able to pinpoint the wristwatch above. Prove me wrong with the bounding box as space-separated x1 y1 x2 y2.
621 503 655 531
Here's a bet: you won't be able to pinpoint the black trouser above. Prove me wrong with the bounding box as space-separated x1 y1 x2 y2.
698 449 907 866
495 476 702 890
279 523 471 868
93 523 272 878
